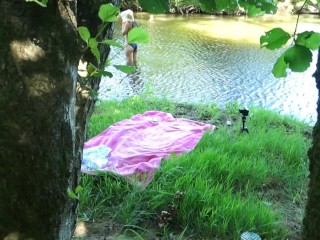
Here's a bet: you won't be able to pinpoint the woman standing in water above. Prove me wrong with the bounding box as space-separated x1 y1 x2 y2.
120 9 138 66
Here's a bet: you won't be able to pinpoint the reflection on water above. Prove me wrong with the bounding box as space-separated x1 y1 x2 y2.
99 66 144 96
99 13 320 125
128 67 144 93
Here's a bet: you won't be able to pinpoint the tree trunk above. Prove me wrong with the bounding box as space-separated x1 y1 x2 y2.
302 49 320 239
0 0 119 239
0 1 80 239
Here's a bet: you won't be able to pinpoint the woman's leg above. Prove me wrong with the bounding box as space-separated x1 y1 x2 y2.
133 49 138 66
125 45 134 65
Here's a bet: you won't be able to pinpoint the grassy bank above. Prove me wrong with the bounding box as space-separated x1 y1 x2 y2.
75 96 312 240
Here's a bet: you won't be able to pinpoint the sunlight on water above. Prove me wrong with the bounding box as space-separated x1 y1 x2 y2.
99 13 320 125
184 15 301 45
185 15 320 45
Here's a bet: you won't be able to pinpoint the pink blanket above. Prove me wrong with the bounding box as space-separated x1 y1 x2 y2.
83 111 215 184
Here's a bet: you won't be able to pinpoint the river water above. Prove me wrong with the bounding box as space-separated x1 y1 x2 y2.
99 13 320 125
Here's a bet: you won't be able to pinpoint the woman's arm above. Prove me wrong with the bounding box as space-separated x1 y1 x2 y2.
121 21 131 35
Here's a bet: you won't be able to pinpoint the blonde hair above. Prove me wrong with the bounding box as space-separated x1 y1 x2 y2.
120 9 135 22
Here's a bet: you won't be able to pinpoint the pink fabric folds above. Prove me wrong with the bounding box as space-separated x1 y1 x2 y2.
83 111 215 184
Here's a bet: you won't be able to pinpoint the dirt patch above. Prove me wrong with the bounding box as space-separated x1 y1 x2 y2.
73 220 126 240
73 220 181 240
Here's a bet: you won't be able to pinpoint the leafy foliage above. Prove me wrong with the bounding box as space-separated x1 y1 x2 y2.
78 26 91 43
243 4 264 16
98 3 120 22
296 31 320 50
128 27 149 44
77 3 120 63
137 0 278 15
138 0 276 14
197 0 218 13
76 3 149 86
284 45 313 72
271 45 313 78
214 0 239 13
67 185 83 200
258 0 320 78
272 54 289 78
195 0 239 14
114 65 137 74
88 38 100 63
87 63 113 78
261 26 319 77
138 0 169 13
260 28 291 50
239 0 277 16
67 188 79 200
169 0 202 10
101 39 123 48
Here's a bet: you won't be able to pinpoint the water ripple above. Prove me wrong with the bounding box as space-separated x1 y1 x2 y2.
100 14 319 125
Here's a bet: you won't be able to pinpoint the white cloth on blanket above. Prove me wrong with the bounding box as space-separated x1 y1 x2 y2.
82 145 112 170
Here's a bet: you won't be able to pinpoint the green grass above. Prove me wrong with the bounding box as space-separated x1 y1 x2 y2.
77 96 312 240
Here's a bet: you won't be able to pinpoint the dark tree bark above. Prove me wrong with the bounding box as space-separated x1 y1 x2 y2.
302 49 320 240
0 0 119 239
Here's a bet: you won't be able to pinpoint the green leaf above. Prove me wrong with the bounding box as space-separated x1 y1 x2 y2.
272 54 289 78
92 70 113 78
86 63 112 77
215 0 238 13
89 89 99 100
114 65 136 74
246 5 265 17
101 39 123 48
75 185 83 194
257 0 277 14
198 1 217 13
195 0 239 13
87 63 97 76
67 188 78 200
98 3 120 23
88 38 100 63
138 0 169 13
128 27 149 44
195 0 238 14
105 59 111 67
197 0 238 14
284 45 312 72
91 46 100 63
239 0 277 14
101 71 113 78
88 38 98 49
78 26 91 43
25 0 47 7
260 28 291 50
296 31 320 50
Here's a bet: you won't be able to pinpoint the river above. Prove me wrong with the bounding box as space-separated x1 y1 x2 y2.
99 13 320 125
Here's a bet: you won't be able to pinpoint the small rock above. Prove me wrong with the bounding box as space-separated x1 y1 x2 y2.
226 120 232 126
262 201 272 206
